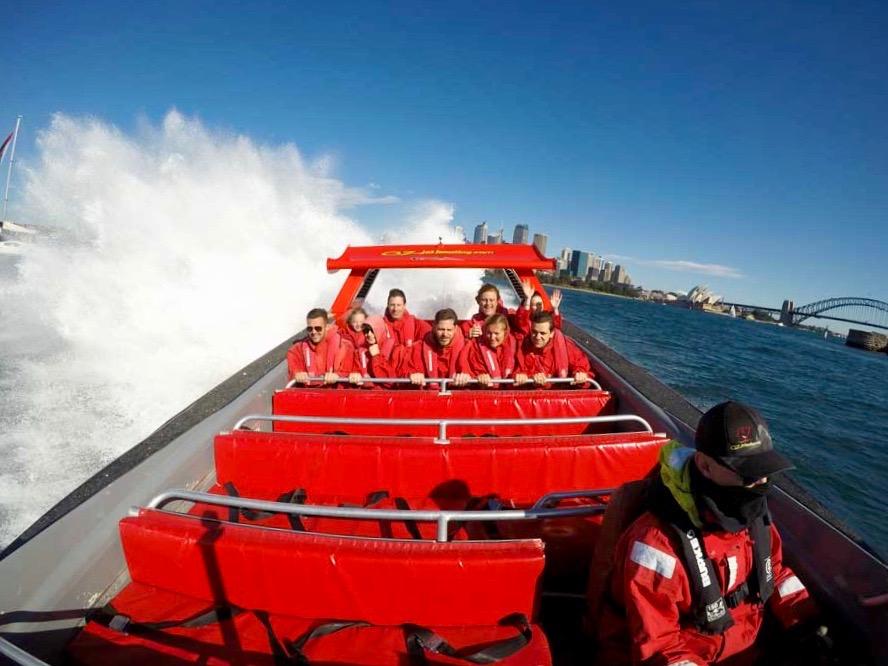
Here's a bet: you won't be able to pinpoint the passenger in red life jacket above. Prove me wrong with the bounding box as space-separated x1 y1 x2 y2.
458 313 517 388
531 287 563 329
287 308 353 386
463 282 533 340
596 402 819 666
339 307 370 349
404 308 471 388
513 284 564 337
339 308 393 386
514 311 591 388
379 288 431 367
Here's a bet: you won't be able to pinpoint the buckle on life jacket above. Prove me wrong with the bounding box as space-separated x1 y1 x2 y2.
724 582 750 609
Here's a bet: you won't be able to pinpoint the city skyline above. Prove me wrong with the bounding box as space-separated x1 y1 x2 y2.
472 220 637 289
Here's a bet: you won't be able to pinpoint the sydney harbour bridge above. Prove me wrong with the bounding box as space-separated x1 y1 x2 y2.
721 297 888 332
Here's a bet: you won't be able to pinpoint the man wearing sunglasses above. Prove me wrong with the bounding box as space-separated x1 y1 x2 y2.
596 402 817 665
286 308 354 386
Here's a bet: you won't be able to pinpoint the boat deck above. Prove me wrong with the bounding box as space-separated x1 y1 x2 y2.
64 380 667 665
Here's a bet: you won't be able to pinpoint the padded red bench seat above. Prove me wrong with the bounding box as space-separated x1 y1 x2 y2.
213 430 666 503
119 509 544 627
67 582 552 665
271 388 617 436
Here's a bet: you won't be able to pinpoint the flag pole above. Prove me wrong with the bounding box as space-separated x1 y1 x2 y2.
3 115 22 220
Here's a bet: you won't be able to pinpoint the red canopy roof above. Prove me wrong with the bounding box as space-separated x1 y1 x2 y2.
327 244 556 272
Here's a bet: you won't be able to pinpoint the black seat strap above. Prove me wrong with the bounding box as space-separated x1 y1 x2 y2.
393 497 423 539
284 619 371 660
96 602 244 633
404 613 533 664
339 490 390 508
448 495 502 540
221 482 306 531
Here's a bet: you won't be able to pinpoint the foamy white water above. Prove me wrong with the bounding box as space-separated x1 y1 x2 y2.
0 111 482 548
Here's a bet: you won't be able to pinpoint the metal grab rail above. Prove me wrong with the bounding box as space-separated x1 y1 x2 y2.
233 413 654 443
284 376 603 392
147 488 613 543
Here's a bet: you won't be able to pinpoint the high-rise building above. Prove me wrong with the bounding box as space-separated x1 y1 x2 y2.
532 233 548 255
473 221 488 244
570 250 591 278
487 231 503 244
586 267 599 281
602 261 613 283
512 223 529 245
612 264 625 284
559 248 572 271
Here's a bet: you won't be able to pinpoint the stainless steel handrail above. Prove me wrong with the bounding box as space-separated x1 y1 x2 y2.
0 639 51 666
284 376 604 392
232 413 654 442
147 488 613 542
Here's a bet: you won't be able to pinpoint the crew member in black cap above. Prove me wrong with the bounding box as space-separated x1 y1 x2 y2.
596 401 818 665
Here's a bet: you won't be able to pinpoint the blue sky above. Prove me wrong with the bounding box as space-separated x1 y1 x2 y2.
4 0 887 311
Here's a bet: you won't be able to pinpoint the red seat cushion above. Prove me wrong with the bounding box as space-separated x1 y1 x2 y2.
214 430 665 503
121 509 544 627
271 388 616 436
67 582 552 666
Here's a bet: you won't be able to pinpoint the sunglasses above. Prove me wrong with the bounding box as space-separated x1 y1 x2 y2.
716 458 764 486
305 325 325 333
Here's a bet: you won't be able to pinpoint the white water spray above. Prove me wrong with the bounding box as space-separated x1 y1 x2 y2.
0 111 481 547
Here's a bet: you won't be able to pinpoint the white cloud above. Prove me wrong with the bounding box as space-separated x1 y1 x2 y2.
607 254 743 278
648 259 743 278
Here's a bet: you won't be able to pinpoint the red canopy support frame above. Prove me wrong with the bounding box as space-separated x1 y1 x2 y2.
326 244 557 320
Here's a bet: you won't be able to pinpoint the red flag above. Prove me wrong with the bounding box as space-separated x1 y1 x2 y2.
0 131 12 163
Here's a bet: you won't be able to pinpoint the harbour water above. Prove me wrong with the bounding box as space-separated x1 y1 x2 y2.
563 288 888 558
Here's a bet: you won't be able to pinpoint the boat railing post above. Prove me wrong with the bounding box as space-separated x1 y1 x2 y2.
437 378 452 396
437 515 449 542
434 420 450 445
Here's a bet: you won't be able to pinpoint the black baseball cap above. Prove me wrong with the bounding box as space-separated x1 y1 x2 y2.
695 401 794 481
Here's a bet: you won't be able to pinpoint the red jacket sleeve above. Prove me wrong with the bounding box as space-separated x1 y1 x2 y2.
612 517 712 666
401 343 424 377
512 306 531 338
513 343 535 375
566 339 593 376
414 317 432 342
368 351 394 379
457 342 487 377
333 341 355 376
286 342 306 378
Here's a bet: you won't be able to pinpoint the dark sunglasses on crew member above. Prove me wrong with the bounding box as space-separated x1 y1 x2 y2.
306 325 325 332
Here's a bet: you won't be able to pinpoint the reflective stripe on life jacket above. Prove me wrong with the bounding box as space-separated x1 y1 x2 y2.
479 336 515 379
300 330 342 375
551 330 570 378
649 478 774 635
420 332 465 378
381 312 418 359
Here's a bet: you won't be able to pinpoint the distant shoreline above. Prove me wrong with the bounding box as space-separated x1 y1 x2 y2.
542 283 635 301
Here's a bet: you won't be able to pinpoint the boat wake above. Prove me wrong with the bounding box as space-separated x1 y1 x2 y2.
0 111 480 549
